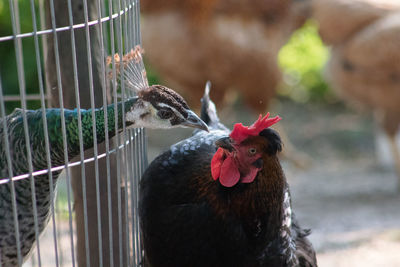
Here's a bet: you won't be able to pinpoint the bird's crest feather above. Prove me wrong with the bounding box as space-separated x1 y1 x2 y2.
107 45 148 92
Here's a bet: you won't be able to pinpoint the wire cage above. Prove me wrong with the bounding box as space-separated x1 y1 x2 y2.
0 0 146 266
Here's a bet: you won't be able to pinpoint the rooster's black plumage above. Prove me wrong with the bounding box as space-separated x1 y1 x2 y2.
139 83 317 267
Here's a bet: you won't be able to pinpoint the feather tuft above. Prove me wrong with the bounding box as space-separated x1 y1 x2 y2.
229 113 281 144
106 45 149 92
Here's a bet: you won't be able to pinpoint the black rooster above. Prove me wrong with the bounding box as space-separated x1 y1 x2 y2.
139 83 317 267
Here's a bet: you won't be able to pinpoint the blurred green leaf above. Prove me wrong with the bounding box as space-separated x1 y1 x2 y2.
0 0 42 113
144 60 160 85
278 20 333 103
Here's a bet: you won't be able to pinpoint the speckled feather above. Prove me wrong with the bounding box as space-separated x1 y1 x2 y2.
139 88 317 267
0 98 137 266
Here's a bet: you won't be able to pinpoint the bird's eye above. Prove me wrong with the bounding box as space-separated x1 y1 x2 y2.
157 109 173 119
248 147 257 155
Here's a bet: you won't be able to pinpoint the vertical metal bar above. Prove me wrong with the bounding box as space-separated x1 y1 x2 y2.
38 0 51 105
134 142 137 267
135 0 141 44
101 0 109 54
122 0 134 261
107 0 124 265
128 130 134 265
95 0 114 266
137 129 142 266
126 130 134 265
47 0 77 265
135 129 141 265
103 0 118 266
107 1 118 266
132 1 139 264
8 0 43 265
123 106 131 265
138 130 144 262
114 0 132 264
131 130 137 266
29 0 60 265
95 0 115 266
125 0 138 266
131 130 139 266
142 129 148 169
121 0 129 53
135 1 146 264
55 198 64 266
128 0 134 49
0 76 22 266
124 131 131 266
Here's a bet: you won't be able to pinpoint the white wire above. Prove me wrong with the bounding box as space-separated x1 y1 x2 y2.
0 132 138 185
0 4 135 42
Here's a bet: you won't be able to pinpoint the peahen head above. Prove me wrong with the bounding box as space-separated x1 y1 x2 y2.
126 84 208 131
108 46 208 132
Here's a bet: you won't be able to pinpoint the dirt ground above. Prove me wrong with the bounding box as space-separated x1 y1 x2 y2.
146 98 400 267
280 100 400 267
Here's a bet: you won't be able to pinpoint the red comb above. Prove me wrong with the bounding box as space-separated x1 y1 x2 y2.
229 113 281 143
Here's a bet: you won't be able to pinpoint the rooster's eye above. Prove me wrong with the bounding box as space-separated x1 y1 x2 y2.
248 148 257 155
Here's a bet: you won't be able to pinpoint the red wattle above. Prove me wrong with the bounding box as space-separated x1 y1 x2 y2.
211 148 224 180
219 156 240 187
240 168 260 183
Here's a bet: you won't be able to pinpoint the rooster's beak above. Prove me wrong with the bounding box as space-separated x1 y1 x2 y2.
215 137 234 152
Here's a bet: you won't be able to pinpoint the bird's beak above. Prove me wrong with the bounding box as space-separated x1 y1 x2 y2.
181 110 209 132
215 137 234 152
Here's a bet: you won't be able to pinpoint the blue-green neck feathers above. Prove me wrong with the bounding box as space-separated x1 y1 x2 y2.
0 97 138 177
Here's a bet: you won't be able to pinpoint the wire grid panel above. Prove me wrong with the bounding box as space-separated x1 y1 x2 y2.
0 0 146 266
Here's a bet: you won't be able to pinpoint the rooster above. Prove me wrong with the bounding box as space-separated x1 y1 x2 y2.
139 83 317 267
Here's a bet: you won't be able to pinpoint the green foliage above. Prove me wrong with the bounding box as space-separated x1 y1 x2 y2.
144 60 160 85
278 20 333 103
0 0 42 113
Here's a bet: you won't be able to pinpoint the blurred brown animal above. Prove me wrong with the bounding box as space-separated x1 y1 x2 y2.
141 0 311 113
312 0 400 189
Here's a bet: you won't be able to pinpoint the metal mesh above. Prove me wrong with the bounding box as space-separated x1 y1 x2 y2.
0 0 146 266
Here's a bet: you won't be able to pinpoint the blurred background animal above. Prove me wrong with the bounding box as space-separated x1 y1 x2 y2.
141 0 310 112
141 0 312 167
311 0 400 189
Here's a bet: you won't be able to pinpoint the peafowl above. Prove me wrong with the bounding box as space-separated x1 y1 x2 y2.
0 46 208 266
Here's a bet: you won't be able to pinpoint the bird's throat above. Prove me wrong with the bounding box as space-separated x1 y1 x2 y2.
211 148 260 187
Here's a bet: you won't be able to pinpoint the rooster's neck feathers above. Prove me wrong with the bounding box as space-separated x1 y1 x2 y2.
199 154 287 219
280 188 298 265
